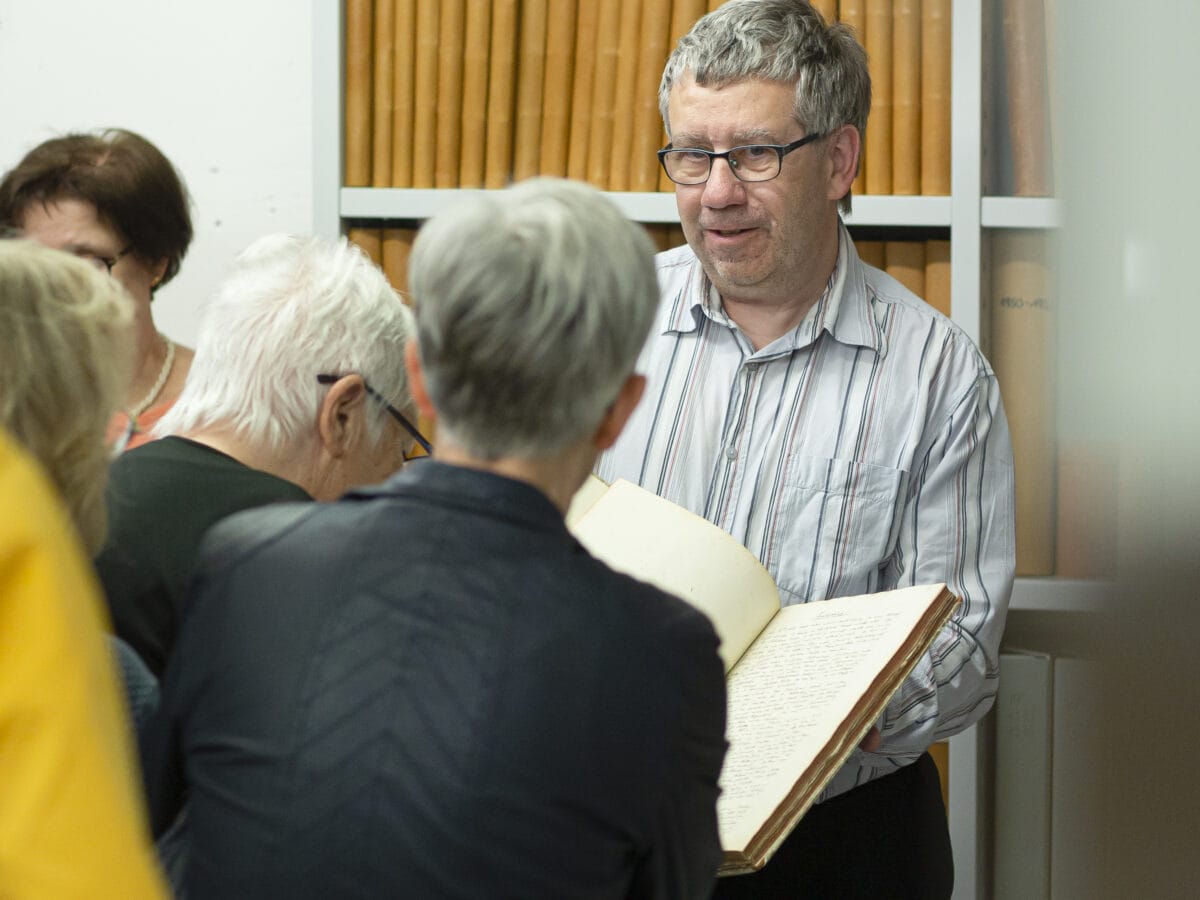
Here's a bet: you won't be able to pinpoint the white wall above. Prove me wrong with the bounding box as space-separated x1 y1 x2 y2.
0 0 315 346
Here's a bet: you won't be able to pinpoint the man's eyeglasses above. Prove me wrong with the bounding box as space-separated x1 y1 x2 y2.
316 373 432 459
79 245 133 274
656 133 825 185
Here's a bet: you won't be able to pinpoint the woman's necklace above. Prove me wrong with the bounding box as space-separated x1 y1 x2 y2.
113 335 176 454
129 334 176 419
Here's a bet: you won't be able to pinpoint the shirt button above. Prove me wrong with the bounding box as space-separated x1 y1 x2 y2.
726 445 738 460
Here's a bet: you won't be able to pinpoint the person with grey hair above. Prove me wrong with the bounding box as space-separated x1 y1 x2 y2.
95 233 421 678
596 2 1015 897
140 178 727 899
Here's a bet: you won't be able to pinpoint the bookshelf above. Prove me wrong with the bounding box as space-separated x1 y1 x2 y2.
312 3 1085 897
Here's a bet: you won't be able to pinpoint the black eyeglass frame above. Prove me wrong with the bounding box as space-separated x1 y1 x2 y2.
316 373 432 457
656 132 826 185
87 245 134 274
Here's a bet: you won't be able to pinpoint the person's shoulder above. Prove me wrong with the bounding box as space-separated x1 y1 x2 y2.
582 556 721 660
857 259 995 376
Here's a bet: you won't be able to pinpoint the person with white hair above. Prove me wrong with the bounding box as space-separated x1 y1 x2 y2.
95 233 422 677
141 179 728 899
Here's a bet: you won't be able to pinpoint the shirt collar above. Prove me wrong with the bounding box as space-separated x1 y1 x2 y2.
661 222 882 354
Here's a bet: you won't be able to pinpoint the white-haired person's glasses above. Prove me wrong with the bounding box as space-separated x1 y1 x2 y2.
316 373 432 461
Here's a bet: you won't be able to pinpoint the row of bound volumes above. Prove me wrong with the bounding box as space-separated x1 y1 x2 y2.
987 230 1114 578
344 0 953 195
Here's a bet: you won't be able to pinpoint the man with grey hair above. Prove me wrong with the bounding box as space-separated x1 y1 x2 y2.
141 178 728 899
96 233 422 677
597 2 1015 897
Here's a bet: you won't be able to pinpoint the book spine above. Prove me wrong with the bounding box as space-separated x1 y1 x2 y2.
344 0 374 187
854 239 885 270
586 0 623 189
538 1 578 178
837 0 868 198
1002 0 1053 196
884 240 925 297
347 226 384 266
607 0 644 191
864 0 893 195
989 230 1056 575
566 0 600 181
457 0 492 188
512 0 549 182
923 239 952 318
411 0 441 188
629 0 673 192
811 0 837 23
371 0 396 187
891 0 921 195
390 0 417 187
484 0 519 189
434 0 466 188
920 0 952 195
382 226 417 295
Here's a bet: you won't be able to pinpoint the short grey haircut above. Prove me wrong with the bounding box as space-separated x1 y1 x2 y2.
659 0 870 214
407 178 659 459
0 239 134 553
157 234 416 451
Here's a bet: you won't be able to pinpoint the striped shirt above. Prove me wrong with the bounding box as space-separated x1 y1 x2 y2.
597 224 1015 799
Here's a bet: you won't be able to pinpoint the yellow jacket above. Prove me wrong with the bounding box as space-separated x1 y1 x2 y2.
0 431 167 898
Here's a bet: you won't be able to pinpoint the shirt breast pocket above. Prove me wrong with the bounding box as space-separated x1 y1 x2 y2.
764 455 907 606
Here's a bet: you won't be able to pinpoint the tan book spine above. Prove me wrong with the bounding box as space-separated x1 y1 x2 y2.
607 0 644 191
989 230 1055 575
457 0 492 187
884 240 925 297
659 0 710 192
838 0 868 198
864 0 893 195
586 0 623 189
484 0 519 188
629 0 673 192
811 0 838 22
344 0 374 187
390 0 417 187
706 0 722 11
434 0 466 188
920 0 952 195
566 0 601 181
924 239 952 317
370 0 396 187
538 2 578 177
347 226 384 266
512 0 549 182
891 0 921 195
411 0 441 188
1002 0 1053 196
382 226 417 295
855 239 885 269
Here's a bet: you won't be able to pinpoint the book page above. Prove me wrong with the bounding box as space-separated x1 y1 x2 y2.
569 479 779 673
717 585 948 852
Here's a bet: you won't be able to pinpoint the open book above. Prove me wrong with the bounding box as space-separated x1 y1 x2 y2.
568 477 960 875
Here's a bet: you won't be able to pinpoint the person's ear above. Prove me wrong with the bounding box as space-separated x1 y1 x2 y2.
316 374 369 457
826 124 861 203
149 257 169 290
593 374 646 451
404 340 436 421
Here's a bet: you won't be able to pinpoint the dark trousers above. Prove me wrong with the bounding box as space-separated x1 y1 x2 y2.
712 752 953 900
